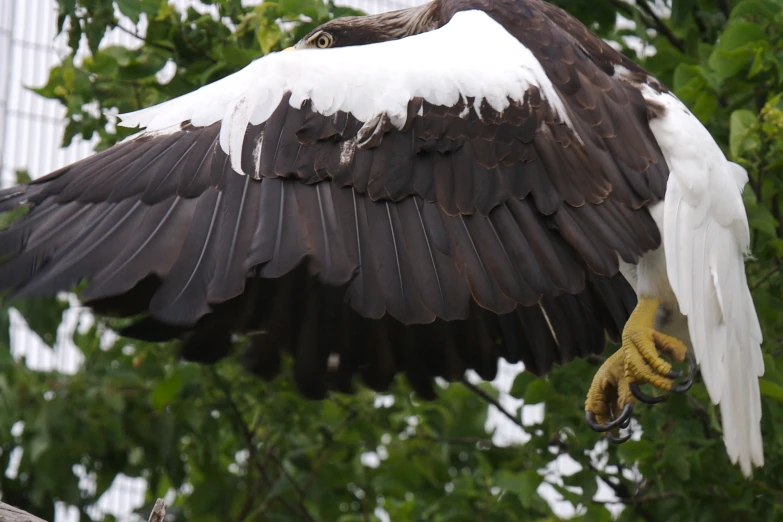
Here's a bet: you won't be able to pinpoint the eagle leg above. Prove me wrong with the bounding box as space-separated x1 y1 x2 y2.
584 349 635 440
584 297 693 437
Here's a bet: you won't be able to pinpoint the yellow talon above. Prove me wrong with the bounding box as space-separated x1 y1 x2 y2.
585 297 693 436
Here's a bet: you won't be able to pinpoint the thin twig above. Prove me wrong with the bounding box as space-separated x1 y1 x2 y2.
114 23 176 53
147 499 167 522
264 448 315 509
209 369 316 522
606 0 638 19
300 408 359 496
607 0 685 53
635 0 686 52
236 473 265 522
691 7 709 38
715 0 731 17
686 395 722 439
586 461 632 499
751 265 781 291
594 491 680 505
460 377 524 430
410 435 499 448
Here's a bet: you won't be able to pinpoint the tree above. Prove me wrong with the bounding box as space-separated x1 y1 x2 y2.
2 0 783 520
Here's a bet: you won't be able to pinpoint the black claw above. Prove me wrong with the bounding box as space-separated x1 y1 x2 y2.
671 375 694 393
606 429 632 444
585 403 634 433
630 382 669 404
671 350 697 393
666 368 683 379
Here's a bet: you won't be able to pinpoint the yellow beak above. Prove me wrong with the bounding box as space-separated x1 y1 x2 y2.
283 46 296 52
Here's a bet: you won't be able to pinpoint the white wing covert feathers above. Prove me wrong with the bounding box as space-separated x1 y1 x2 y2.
119 10 575 175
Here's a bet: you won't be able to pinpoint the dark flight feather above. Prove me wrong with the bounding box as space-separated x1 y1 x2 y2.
0 0 672 399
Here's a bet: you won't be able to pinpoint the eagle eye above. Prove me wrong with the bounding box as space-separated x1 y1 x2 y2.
310 31 333 49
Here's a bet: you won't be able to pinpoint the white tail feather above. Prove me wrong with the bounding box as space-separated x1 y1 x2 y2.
644 89 764 477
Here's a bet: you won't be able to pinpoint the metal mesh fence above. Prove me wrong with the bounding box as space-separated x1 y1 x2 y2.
0 1 534 520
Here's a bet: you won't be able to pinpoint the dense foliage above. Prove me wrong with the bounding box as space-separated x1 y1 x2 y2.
2 0 783 520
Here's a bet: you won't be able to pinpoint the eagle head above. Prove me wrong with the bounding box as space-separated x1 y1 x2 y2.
294 2 442 49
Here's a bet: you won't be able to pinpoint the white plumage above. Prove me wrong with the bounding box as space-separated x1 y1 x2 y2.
638 88 764 476
119 10 574 176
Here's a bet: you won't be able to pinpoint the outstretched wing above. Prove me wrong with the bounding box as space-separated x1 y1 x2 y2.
0 9 666 397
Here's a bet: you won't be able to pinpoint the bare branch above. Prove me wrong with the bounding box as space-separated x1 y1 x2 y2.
607 0 685 53
410 435 499 448
586 461 633 500
0 500 168 522
460 377 525 430
209 368 316 522
750 265 783 292
637 1 685 51
147 499 167 522
114 23 176 53
0 502 48 522
300 408 358 496
594 491 680 505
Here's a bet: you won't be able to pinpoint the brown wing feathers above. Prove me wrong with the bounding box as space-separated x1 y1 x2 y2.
0 1 669 398
0 97 643 398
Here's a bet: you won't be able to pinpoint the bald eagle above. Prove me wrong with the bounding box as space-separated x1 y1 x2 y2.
0 0 764 476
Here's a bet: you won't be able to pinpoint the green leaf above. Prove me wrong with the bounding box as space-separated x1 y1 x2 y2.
760 379 783 403
115 0 159 23
10 297 68 347
731 0 782 20
583 504 613 522
617 439 656 465
151 370 183 410
523 380 555 405
691 91 719 121
708 20 767 80
746 202 779 237
729 109 759 157
671 0 696 24
714 20 767 53
510 372 537 399
257 18 283 54
494 469 543 509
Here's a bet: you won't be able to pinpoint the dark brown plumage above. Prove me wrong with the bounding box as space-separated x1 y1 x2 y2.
0 0 669 399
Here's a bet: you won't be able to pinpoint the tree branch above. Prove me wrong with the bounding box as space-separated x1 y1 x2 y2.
410 435 499 448
751 265 781 291
299 408 358 496
635 0 686 52
607 0 685 53
460 377 525 430
0 502 48 522
715 0 731 17
147 499 167 522
0 499 168 522
114 23 176 53
586 461 633 500
594 491 680 505
209 369 316 522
